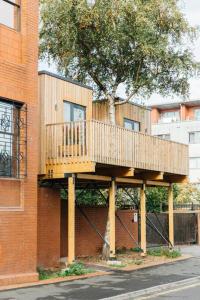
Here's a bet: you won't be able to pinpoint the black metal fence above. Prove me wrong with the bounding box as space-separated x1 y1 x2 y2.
145 212 197 246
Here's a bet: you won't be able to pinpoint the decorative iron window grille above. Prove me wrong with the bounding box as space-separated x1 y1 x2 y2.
0 100 27 178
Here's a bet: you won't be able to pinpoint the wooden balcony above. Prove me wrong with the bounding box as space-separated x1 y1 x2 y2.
44 120 188 179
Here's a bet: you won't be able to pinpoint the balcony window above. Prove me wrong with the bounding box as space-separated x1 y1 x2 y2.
156 134 170 140
0 100 27 178
194 109 200 121
190 158 200 169
189 132 200 144
159 111 180 123
124 118 140 132
0 0 20 31
64 101 86 122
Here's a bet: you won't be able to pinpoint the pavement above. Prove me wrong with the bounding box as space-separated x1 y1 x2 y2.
0 245 200 300
147 283 200 300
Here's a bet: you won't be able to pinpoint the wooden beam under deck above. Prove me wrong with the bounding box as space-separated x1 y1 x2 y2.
40 173 185 188
146 181 170 187
116 177 143 185
96 167 134 178
164 175 189 184
76 174 112 182
45 162 96 179
138 171 164 181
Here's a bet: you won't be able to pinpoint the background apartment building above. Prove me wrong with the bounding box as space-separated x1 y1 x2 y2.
0 0 38 285
150 100 200 184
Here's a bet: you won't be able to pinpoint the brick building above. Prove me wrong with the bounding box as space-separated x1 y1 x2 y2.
0 0 189 287
150 100 200 184
0 0 39 285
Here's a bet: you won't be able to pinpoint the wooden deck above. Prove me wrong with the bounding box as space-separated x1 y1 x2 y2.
43 120 188 179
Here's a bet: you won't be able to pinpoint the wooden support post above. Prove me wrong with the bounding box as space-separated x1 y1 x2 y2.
140 184 146 256
109 179 116 259
68 175 75 264
168 184 174 248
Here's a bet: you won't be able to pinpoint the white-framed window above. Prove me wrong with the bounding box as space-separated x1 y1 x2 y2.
159 111 180 123
194 109 200 121
0 0 20 31
156 134 170 140
190 158 200 169
189 131 200 144
124 118 140 132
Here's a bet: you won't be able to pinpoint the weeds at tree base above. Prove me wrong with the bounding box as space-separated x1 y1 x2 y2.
38 262 94 280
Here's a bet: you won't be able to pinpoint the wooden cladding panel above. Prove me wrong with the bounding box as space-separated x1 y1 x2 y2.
39 74 93 173
92 101 151 134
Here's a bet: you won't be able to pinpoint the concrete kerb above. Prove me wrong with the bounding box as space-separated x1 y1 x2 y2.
101 276 200 300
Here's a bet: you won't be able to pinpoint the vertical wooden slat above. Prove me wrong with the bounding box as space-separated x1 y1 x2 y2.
45 120 188 177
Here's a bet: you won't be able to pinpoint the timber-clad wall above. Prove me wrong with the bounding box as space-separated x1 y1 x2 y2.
92 101 151 134
39 72 93 174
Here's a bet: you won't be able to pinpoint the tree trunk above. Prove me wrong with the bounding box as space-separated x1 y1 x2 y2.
108 95 116 125
102 95 116 260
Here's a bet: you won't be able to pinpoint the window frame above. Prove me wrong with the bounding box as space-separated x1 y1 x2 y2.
0 0 21 31
124 118 140 132
159 110 180 123
189 157 200 169
156 134 171 141
189 131 200 144
63 100 86 122
194 108 200 121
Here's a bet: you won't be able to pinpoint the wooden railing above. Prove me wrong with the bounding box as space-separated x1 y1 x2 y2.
46 120 188 175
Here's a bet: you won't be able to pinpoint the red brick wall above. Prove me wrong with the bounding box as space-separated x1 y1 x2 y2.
38 190 138 268
0 0 39 286
61 203 138 257
37 188 61 268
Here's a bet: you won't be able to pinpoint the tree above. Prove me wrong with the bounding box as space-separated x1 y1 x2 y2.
175 183 200 204
40 0 199 259
40 0 199 124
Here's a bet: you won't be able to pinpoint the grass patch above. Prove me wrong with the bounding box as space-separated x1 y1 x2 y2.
110 263 127 268
38 262 94 280
147 247 181 259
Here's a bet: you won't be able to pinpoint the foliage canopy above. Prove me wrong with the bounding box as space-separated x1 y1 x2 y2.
40 0 199 115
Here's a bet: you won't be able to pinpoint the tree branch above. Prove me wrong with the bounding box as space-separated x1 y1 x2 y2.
115 58 142 106
114 91 136 106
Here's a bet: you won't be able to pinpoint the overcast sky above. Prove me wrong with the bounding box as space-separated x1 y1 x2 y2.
39 0 200 104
